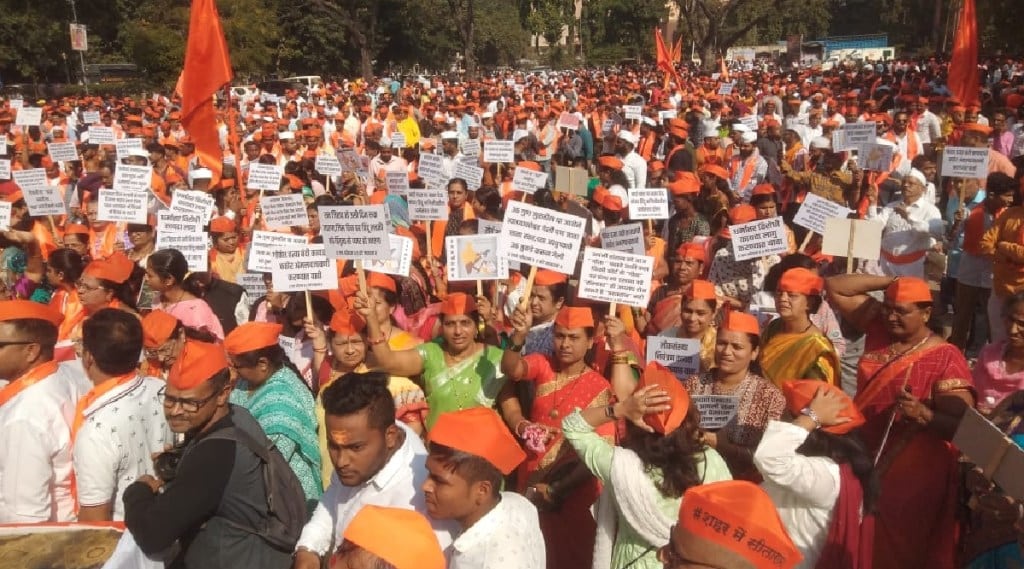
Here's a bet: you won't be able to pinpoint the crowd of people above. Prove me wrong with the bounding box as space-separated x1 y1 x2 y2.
1 56 1024 569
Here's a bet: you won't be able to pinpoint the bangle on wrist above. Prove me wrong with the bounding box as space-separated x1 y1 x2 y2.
313 347 328 353
368 333 388 346
515 419 530 437
604 404 616 419
510 342 525 353
800 406 822 429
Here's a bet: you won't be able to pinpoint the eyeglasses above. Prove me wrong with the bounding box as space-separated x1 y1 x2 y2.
0 340 36 348
75 280 103 293
162 388 221 413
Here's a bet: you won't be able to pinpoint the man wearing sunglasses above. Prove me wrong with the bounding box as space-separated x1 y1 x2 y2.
0 300 91 523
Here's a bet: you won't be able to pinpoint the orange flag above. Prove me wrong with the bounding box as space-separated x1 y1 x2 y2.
654 28 678 84
719 57 731 82
671 36 683 64
180 0 233 179
947 0 979 107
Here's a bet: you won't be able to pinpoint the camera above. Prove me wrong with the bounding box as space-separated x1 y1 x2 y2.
153 444 186 482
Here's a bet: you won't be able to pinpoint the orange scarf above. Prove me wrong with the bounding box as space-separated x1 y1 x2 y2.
69 371 137 512
729 153 758 193
0 361 59 408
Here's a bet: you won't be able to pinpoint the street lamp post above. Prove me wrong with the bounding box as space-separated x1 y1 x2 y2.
68 0 89 95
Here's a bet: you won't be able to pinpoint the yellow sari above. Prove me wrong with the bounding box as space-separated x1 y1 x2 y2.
758 318 839 387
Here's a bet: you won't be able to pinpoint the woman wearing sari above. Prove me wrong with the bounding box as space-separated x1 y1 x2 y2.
501 305 614 569
208 216 245 284
640 242 706 336
827 274 975 569
657 279 718 373
357 290 505 430
759 268 840 387
61 252 139 359
47 248 85 342
359 272 422 358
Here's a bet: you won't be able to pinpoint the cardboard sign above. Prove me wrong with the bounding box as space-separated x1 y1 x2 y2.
659 110 677 122
318 205 391 260
553 166 589 196
260 194 309 229
453 161 484 191
477 219 502 235
407 189 449 221
459 138 480 157
271 245 338 292
499 201 586 275
556 112 580 131
13 169 65 216
115 137 144 158
623 105 642 120
693 395 741 430
627 188 670 220
364 233 413 277
391 132 407 149
155 232 208 271
859 143 894 172
0 202 11 230
247 231 307 272
314 154 343 176
156 210 205 235
483 140 514 163
338 149 366 177
418 153 447 185
82 110 101 124
512 166 548 194
729 217 788 261
793 192 854 234
8 100 22 110
237 272 268 300
646 335 701 379
578 246 654 307
98 189 148 224
941 146 990 179
739 115 759 132
46 142 79 162
821 218 884 261
88 126 116 145
600 222 645 256
170 189 215 217
247 163 284 191
15 107 42 127
717 82 735 96
446 235 509 281
0 159 10 180
832 122 876 151
385 171 410 196
953 407 1024 501
113 164 152 193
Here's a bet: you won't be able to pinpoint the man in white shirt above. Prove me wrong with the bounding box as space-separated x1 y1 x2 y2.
367 138 408 195
867 170 943 278
728 131 768 203
912 97 942 152
293 372 454 568
616 130 647 189
0 300 90 523
74 308 171 521
423 408 545 569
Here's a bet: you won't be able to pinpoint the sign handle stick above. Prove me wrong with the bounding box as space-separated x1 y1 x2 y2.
518 266 538 308
356 259 367 294
845 221 857 274
476 279 483 297
959 182 967 214
325 175 331 197
609 302 617 318
647 219 654 236
254 188 265 226
304 290 314 323
798 230 814 254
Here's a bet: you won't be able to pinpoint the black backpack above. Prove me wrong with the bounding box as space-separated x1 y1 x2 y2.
207 426 307 552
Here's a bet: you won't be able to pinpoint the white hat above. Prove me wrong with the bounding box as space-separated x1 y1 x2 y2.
278 131 295 140
262 116 274 122
810 136 832 150
607 184 629 207
617 130 638 146
512 130 530 144
127 147 149 159
79 132 90 143
740 131 758 144
641 117 657 127
482 111 493 119
466 119 480 128
378 136 392 147
908 168 927 186
732 123 751 133
440 131 459 140
701 121 720 137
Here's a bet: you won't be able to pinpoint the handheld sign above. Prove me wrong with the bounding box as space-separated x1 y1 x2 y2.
0 159 11 180
170 189 216 217
729 217 788 261
578 246 654 308
459 138 480 157
483 140 514 163
314 154 343 177
446 235 509 281
13 169 65 216
792 193 854 235
318 205 391 260
556 112 580 130
499 201 586 275
646 336 701 379
248 231 307 272
627 188 670 220
623 105 642 120
477 219 502 235
954 407 1024 501
821 218 884 273
15 107 42 127
407 189 449 221
859 143 894 172
271 245 339 292
418 153 447 186
600 222 645 256
260 194 309 229
0 202 11 230
247 163 284 192
113 164 152 194
692 395 741 430
941 146 990 179
391 133 407 149
155 232 208 271
553 166 589 196
156 210 205 235
82 110 101 124
717 82 735 96
98 190 148 224
832 122 876 152
115 137 144 159
237 273 268 300
364 233 414 278
511 167 548 194
46 142 79 162
385 171 410 197
739 115 759 132
88 126 116 145
453 161 484 191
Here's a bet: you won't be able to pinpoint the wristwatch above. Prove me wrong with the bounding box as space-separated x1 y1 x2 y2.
800 406 821 429
509 342 525 352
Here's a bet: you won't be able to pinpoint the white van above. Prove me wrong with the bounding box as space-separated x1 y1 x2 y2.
282 75 324 93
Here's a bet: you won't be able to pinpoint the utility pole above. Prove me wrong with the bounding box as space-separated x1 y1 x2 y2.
68 0 89 95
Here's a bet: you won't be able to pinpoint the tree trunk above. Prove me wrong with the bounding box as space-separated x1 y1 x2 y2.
360 47 373 80
464 0 476 77
931 0 944 53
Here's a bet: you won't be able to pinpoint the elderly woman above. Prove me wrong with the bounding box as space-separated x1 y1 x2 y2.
759 268 840 387
64 252 139 357
973 291 1024 413
140 310 217 379
683 311 786 481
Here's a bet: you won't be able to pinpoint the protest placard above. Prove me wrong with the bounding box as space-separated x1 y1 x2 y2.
446 235 509 281
646 336 701 379
453 161 484 190
627 188 669 220
338 149 366 176
499 201 586 274
156 232 208 271
318 205 390 260
170 189 215 217
821 218 884 261
941 146 990 179
314 154 342 176
483 140 514 163
739 115 759 132
407 189 449 221
692 395 741 430
556 113 580 131
113 164 152 193
478 219 502 235
623 105 642 120
729 217 788 261
954 407 1024 501
459 138 480 157
418 153 447 185
659 110 676 123
157 210 205 234
271 245 338 292
46 142 79 162
15 108 42 127
792 192 854 234
8 100 22 110
717 82 735 96
512 167 548 194
247 163 284 191
601 119 615 134
115 137 144 158
859 143 894 172
578 246 654 307
391 132 407 149
82 110 101 124
98 190 148 224
600 223 645 256
237 273 268 300
385 171 410 196
260 194 309 229
247 231 308 272
553 166 589 196
88 126 116 145
831 121 876 152
13 169 65 216
0 159 10 180
0 202 11 230
364 233 413 277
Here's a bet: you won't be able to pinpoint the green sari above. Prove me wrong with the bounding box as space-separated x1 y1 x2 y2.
417 342 507 430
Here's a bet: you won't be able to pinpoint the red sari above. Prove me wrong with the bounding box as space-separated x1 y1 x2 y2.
517 354 613 569
854 324 974 569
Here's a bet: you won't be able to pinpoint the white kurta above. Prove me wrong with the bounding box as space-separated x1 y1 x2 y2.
449 492 546 569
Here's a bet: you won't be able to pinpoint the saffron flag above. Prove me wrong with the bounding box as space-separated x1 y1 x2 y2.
654 28 678 84
180 0 233 178
947 0 979 107
671 35 683 64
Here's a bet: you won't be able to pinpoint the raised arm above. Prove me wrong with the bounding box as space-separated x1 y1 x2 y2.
824 273 891 334
354 290 425 378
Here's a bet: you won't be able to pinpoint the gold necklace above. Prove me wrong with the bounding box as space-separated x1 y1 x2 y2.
548 365 587 419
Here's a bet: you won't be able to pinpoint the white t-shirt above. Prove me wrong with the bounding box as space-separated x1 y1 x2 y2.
449 492 547 569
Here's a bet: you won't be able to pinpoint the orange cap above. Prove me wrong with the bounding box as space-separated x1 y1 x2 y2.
168 340 229 390
728 204 757 225
223 322 283 355
649 160 665 172
751 183 776 197
677 481 802 569
329 309 366 336
534 269 568 287
884 277 931 304
781 380 865 435
636 362 690 435
777 268 824 296
367 272 397 293
685 279 717 301
83 252 135 284
343 506 445 569
142 310 180 348
0 299 63 326
701 164 729 181
209 216 237 233
961 122 992 135
441 292 474 316
517 161 542 172
428 407 526 474
668 173 701 196
4 190 24 203
554 306 594 329
597 155 624 170
721 310 760 336
64 223 90 236
675 242 706 264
